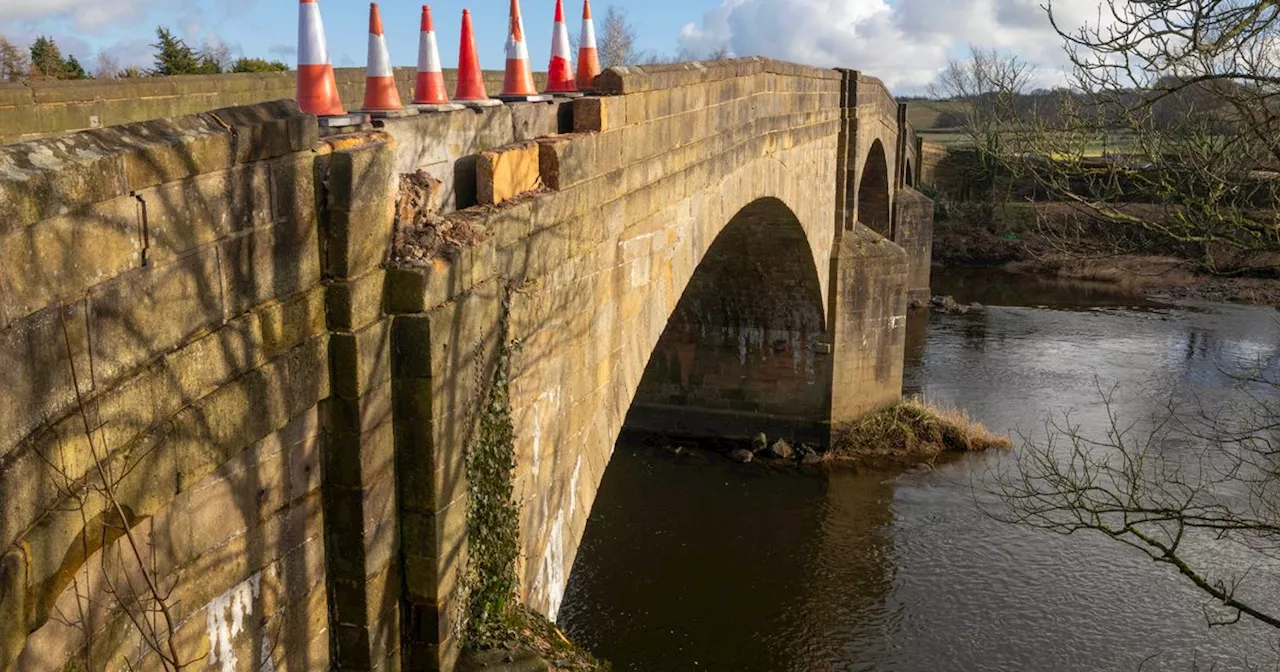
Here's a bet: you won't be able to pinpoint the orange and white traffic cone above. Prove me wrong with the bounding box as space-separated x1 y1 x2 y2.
454 9 501 108
499 0 551 102
411 5 460 110
297 0 363 125
360 3 410 116
576 0 601 92
544 0 580 96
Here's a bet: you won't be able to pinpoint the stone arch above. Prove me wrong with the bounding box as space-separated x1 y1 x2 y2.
858 139 892 236
625 197 831 443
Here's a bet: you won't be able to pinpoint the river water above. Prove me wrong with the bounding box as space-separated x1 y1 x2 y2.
559 269 1280 671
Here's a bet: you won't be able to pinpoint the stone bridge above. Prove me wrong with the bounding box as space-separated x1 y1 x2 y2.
0 58 931 671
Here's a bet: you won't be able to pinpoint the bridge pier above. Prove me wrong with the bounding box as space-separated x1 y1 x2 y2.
827 228 910 427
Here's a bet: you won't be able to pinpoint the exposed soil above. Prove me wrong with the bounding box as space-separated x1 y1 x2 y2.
392 170 489 266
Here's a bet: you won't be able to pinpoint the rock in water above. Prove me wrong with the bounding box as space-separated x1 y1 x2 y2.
802 452 824 465
730 449 754 463
751 433 769 453
766 439 793 459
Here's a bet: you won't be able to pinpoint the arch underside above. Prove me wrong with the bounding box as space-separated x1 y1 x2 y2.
625 197 831 443
858 139 892 237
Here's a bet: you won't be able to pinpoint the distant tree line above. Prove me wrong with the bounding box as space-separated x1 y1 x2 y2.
0 28 288 82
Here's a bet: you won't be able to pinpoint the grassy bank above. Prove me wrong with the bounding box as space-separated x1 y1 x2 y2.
830 399 1011 466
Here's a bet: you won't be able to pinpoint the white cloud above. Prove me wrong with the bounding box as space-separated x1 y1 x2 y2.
0 0 165 31
97 38 155 70
678 0 1107 93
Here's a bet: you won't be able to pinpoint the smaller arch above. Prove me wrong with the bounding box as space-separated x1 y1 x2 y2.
857 140 892 237
904 159 915 188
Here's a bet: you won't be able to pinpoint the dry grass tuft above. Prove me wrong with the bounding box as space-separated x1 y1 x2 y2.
830 398 1011 465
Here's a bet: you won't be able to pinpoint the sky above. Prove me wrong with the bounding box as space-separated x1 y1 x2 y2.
0 0 1107 94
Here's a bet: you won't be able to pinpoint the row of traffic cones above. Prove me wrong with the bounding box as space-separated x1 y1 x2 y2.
296 0 603 121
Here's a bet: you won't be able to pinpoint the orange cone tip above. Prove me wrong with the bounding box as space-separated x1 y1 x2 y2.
576 0 601 91
413 5 454 107
500 0 549 101
545 0 580 95
455 9 501 106
361 3 405 113
297 0 348 117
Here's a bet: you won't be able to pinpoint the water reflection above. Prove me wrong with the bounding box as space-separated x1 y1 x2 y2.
561 270 1280 671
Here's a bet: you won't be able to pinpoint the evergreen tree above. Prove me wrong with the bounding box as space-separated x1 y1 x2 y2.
27 36 89 79
230 57 289 73
29 36 64 78
62 54 87 79
150 27 202 75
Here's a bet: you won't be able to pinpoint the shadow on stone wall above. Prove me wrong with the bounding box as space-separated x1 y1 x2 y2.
0 101 340 671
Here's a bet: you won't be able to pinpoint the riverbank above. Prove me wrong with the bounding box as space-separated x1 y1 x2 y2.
931 205 1280 307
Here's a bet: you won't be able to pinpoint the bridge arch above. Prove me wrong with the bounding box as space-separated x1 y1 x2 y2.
858 139 892 236
625 197 831 442
905 158 915 188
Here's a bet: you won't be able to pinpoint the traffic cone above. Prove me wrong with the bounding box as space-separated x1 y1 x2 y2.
454 9 501 107
411 5 460 110
544 0 580 96
296 0 352 121
576 0 601 91
499 0 550 102
360 3 409 116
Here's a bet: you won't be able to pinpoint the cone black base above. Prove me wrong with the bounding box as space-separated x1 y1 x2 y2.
359 108 420 118
496 94 554 103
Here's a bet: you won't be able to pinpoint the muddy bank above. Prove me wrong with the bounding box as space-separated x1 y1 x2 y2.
932 215 1280 307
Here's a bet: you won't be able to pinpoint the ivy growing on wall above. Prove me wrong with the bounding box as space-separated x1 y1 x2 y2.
464 293 521 645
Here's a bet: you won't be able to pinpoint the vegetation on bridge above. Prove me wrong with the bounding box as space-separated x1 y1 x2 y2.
462 290 608 671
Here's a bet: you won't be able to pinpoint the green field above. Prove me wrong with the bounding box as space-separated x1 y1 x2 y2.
905 100 967 131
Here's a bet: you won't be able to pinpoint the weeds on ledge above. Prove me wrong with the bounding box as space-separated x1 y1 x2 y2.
830 398 1011 465
459 604 611 672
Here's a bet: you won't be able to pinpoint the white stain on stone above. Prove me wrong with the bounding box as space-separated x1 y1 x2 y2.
259 635 276 672
568 456 582 518
539 511 567 621
530 390 560 480
206 569 264 672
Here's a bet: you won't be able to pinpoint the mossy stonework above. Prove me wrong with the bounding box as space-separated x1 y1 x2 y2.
1 57 930 670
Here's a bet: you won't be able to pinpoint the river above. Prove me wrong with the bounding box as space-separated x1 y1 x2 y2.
558 269 1280 671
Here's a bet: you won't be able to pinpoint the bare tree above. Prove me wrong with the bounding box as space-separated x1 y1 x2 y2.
95 53 121 80
0 36 28 81
929 47 1036 216
982 0 1280 640
598 6 645 68
987 369 1280 630
1011 0 1280 273
200 39 234 73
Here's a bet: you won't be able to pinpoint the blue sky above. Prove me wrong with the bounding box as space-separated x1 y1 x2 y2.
0 1 717 72
0 0 1097 92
